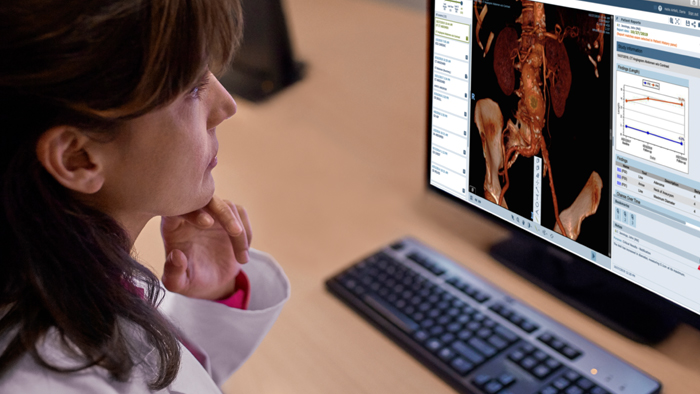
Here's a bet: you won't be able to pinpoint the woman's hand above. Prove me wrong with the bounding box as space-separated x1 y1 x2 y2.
160 195 252 300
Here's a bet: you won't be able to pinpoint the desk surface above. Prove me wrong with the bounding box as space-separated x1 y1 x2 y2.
133 0 700 392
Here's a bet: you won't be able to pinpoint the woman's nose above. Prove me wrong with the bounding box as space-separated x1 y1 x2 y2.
207 74 237 130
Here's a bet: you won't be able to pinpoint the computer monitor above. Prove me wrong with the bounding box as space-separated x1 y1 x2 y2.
428 0 700 343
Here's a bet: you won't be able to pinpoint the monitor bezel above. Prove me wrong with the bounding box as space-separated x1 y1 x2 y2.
424 0 700 335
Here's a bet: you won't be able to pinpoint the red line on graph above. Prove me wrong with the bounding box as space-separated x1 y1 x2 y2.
625 97 683 106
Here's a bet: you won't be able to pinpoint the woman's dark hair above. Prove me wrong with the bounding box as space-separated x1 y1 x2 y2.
0 0 242 389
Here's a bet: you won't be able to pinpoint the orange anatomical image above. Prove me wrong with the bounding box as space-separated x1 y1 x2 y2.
468 0 612 256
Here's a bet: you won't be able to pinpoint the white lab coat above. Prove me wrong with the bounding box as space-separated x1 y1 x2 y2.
0 248 291 394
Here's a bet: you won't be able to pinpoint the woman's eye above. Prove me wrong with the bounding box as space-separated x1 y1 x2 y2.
190 84 206 99
189 74 210 100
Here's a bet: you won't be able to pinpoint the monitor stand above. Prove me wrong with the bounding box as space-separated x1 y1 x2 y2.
490 234 680 344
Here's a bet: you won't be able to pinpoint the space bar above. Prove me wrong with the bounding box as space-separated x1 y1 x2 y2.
363 293 419 333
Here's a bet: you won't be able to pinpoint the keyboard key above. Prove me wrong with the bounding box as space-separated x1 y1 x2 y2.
466 321 481 331
487 335 508 350
498 373 516 387
363 293 419 332
565 386 584 394
452 341 485 365
507 350 525 363
577 378 594 390
521 343 536 353
482 318 497 328
437 315 451 325
538 332 554 344
499 308 513 319
520 356 537 370
429 326 444 336
414 330 429 342
438 347 455 361
425 338 443 352
550 339 565 350
447 322 462 333
483 381 503 394
462 305 477 315
440 333 455 344
456 315 470 324
561 346 582 360
533 350 548 361
545 357 562 370
450 357 473 375
564 370 581 381
476 328 492 339
420 319 435 328
532 364 552 379
473 292 490 303
472 374 491 387
447 307 460 317
468 337 497 358
390 241 405 250
494 326 520 343
343 279 357 289
429 265 446 276
428 309 441 319
540 386 558 394
553 377 570 390
520 320 539 333
457 330 472 340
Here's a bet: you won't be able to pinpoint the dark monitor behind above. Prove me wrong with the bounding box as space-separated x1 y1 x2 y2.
220 0 304 102
427 0 700 343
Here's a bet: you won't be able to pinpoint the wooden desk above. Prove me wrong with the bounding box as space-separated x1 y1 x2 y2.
134 0 700 392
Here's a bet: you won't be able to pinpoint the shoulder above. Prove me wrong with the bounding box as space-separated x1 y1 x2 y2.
0 353 146 394
0 328 153 394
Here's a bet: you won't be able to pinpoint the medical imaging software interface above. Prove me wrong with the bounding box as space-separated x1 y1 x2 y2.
429 0 700 314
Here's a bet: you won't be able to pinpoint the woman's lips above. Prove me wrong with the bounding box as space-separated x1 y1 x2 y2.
208 156 218 169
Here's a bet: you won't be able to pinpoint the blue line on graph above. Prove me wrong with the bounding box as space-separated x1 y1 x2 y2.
625 125 683 145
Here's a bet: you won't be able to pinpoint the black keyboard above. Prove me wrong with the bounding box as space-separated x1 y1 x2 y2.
325 237 661 394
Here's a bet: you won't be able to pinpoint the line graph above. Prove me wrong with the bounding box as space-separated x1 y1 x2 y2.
616 71 689 173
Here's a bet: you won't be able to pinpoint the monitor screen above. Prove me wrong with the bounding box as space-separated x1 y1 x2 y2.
428 0 700 316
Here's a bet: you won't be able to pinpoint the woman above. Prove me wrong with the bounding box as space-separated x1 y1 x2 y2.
0 0 290 392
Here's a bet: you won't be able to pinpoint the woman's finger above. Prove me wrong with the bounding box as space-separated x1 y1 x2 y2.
235 204 252 247
222 199 249 263
207 195 243 236
179 209 214 228
162 249 189 293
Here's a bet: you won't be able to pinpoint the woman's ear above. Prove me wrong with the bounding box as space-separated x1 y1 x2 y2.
36 126 106 194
